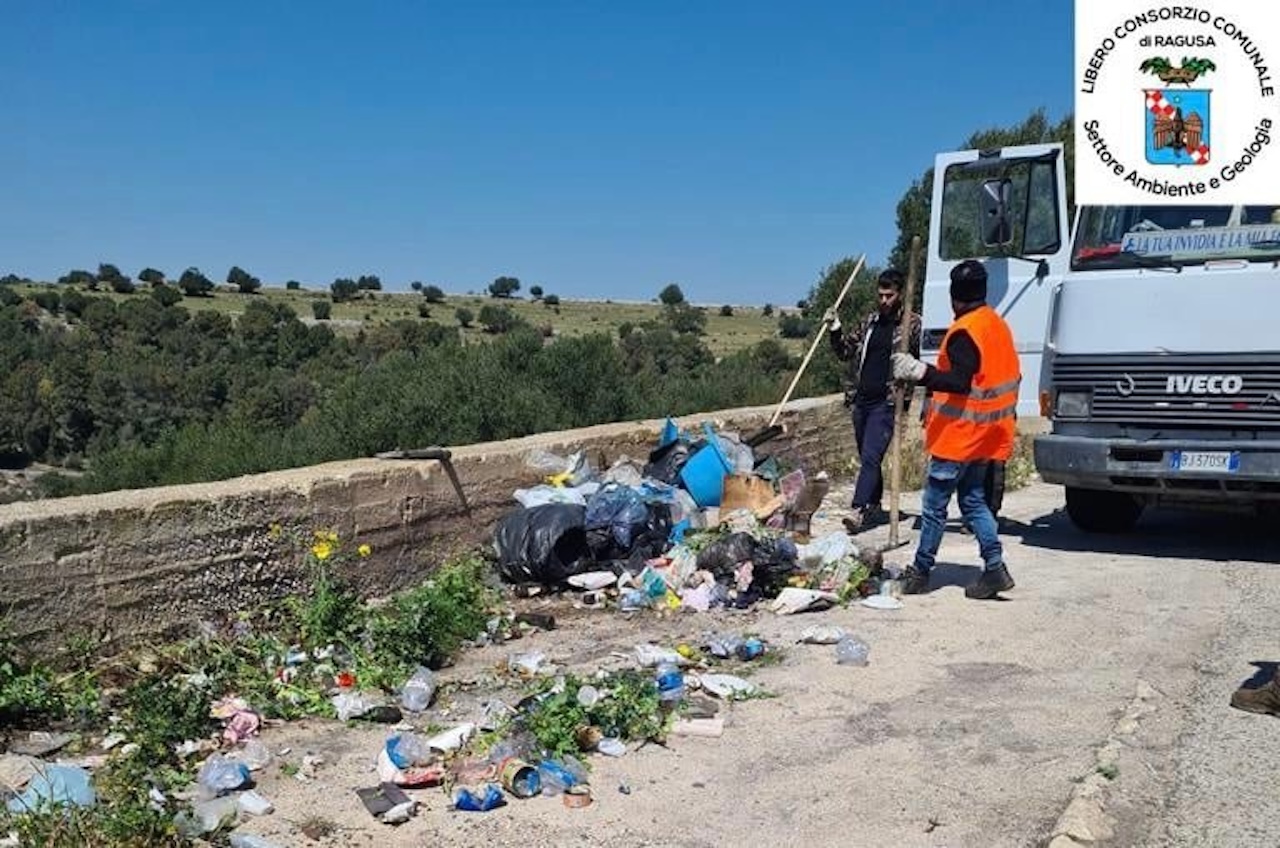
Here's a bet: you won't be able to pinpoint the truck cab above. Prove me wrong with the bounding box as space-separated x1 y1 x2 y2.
921 143 1073 420
1033 202 1280 531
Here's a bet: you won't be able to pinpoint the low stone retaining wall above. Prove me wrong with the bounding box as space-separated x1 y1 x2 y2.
0 396 860 656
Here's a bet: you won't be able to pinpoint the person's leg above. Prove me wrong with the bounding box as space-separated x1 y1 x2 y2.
850 404 868 507
903 458 961 591
957 462 1015 598
852 400 894 513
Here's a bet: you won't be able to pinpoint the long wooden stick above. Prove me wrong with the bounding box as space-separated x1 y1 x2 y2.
888 236 922 548
768 253 866 427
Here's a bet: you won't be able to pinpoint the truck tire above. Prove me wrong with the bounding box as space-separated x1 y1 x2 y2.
1065 487 1143 533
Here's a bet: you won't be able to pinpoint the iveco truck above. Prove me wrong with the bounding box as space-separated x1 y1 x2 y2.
921 142 1280 531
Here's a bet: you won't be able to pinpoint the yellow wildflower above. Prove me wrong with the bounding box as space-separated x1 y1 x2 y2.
358 544 372 558
311 540 333 561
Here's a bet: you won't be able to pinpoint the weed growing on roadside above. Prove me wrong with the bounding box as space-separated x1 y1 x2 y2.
521 671 671 760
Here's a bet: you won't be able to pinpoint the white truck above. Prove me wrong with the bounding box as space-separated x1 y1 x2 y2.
922 142 1280 531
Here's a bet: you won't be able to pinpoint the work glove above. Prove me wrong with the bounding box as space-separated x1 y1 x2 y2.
891 352 927 382
822 307 840 331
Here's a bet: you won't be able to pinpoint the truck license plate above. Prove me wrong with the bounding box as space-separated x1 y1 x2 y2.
1169 451 1240 472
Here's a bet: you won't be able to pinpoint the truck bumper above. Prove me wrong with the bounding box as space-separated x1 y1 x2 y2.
1033 434 1280 502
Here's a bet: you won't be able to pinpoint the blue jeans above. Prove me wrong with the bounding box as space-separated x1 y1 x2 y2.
851 398 895 509
912 457 1004 574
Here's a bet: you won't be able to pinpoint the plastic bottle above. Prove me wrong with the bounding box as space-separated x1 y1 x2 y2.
736 638 765 661
835 635 871 666
400 666 437 712
537 759 579 796
655 662 685 706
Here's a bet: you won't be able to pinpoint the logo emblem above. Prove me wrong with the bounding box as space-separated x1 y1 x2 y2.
1145 88 1211 165
1116 374 1136 396
1262 391 1280 408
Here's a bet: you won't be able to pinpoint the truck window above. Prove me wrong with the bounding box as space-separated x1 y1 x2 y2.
939 158 1061 260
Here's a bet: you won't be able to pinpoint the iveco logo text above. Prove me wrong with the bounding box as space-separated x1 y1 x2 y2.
1165 375 1244 395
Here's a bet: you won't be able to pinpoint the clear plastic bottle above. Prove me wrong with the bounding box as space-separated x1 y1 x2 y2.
655 662 685 706
400 667 437 712
835 635 870 666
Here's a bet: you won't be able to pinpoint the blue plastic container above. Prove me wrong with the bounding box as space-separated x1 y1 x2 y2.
678 425 733 507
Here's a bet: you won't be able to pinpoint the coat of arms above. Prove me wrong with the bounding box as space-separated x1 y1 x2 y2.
1140 57 1214 166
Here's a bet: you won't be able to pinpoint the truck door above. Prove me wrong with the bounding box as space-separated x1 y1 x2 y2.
922 143 1072 418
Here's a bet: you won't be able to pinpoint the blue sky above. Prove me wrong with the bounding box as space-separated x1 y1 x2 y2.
3 1 1072 304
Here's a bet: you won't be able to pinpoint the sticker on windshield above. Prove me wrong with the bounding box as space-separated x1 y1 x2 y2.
1075 0 1278 205
1122 224 1280 257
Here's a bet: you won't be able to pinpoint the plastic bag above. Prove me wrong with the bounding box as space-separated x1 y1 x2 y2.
836 635 871 666
513 484 588 508
584 483 650 549
492 504 592 585
644 439 691 485
196 756 251 797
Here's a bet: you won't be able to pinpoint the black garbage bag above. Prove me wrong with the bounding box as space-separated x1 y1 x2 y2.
695 532 799 601
492 504 592 585
643 440 691 485
587 502 674 574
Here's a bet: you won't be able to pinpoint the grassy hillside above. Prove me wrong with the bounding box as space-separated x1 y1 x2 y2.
9 281 807 358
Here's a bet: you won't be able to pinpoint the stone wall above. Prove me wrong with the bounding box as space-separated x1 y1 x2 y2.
0 396 861 657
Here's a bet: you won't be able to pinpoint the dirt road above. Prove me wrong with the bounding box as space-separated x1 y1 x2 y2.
226 482 1280 848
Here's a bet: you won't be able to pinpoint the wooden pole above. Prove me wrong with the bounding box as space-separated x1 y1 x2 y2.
768 253 866 428
887 236 922 549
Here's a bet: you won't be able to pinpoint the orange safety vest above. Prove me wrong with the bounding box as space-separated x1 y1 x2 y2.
924 305 1020 462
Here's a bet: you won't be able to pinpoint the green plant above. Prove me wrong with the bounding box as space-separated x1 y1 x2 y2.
521 671 672 759
367 554 495 673
284 530 364 649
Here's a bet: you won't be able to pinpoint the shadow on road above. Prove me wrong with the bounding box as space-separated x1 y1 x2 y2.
1001 507 1280 565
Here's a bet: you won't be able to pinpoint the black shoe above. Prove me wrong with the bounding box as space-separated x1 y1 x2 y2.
965 564 1015 599
842 508 867 535
901 566 930 594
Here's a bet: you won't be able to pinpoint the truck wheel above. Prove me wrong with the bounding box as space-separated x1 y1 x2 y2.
1065 487 1143 533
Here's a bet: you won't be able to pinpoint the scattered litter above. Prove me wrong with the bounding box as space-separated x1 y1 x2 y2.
196 755 251 797
770 587 840 615
0 754 42 794
698 674 759 700
670 717 725 738
798 624 849 645
508 650 549 677
237 789 275 816
498 758 542 798
454 784 506 812
230 834 286 848
562 785 593 808
399 666 437 712
427 723 477 753
356 782 417 823
835 635 871 666
235 739 273 772
567 571 618 591
4 764 95 813
596 738 627 757
860 595 904 611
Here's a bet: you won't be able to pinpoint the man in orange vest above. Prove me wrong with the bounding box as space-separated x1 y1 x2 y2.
889 259 1020 600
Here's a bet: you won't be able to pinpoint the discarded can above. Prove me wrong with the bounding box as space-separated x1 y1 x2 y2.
562 785 593 809
580 590 606 608
498 758 542 799
736 638 765 661
515 612 555 631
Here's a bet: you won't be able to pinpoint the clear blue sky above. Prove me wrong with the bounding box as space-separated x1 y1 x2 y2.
3 1 1072 304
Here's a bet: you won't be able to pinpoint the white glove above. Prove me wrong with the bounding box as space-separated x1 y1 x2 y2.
823 307 840 330
891 352 927 382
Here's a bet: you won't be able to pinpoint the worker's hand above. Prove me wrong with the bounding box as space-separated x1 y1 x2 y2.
823 307 840 330
891 352 927 382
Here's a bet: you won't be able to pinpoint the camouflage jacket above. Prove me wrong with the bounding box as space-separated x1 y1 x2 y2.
828 307 922 406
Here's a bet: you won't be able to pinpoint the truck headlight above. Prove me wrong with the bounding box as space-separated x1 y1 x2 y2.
1055 390 1091 418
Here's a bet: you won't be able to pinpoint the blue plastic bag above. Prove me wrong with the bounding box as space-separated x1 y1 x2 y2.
584 483 650 549
454 784 505 811
6 765 95 813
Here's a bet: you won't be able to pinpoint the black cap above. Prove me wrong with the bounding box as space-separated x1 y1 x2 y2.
950 260 987 302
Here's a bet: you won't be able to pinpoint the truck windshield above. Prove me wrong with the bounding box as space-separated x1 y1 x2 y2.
1072 205 1280 269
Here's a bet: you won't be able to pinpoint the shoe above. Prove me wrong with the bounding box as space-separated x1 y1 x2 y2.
1230 676 1280 716
901 566 931 594
842 509 866 535
965 564 1015 599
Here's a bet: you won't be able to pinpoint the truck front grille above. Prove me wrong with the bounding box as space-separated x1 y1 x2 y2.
1053 353 1280 430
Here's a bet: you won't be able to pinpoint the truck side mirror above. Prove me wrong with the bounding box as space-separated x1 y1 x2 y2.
980 178 1013 246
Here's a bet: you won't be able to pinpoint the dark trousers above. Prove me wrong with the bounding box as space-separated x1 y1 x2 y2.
851 398 895 509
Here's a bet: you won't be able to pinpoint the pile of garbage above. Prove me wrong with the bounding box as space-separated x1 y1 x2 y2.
491 419 879 609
